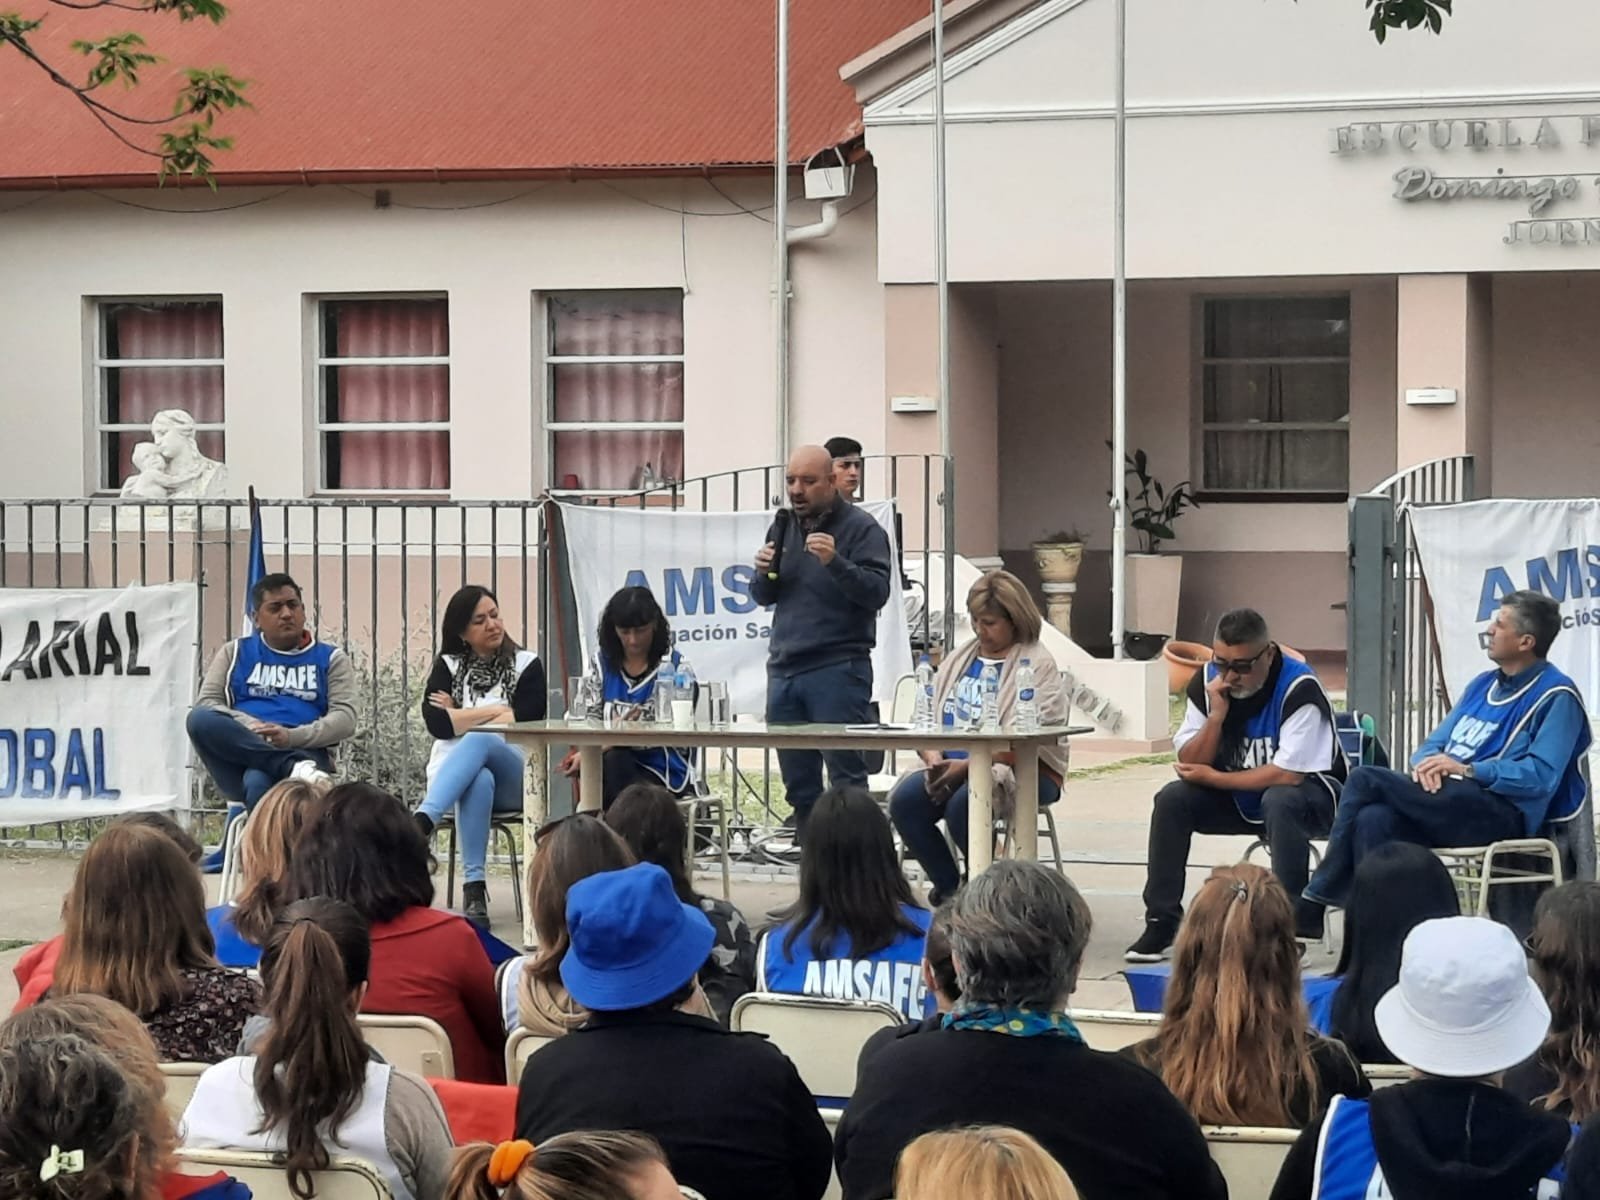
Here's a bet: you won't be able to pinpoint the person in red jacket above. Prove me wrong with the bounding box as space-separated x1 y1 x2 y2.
290 781 506 1083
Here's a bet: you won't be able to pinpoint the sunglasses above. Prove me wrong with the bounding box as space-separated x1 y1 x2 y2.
533 810 601 845
1214 645 1272 676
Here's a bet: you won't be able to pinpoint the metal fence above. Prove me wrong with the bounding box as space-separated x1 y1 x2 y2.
1 454 949 850
1346 455 1476 765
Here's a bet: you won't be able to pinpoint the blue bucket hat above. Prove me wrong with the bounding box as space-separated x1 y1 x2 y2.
559 862 716 1011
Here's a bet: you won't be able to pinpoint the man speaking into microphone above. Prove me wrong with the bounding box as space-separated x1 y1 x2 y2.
752 444 892 842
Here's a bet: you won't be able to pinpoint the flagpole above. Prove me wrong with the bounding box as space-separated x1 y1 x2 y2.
774 0 791 467
1109 0 1128 661
933 0 956 652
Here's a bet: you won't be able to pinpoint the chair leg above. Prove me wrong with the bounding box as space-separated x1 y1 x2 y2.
500 823 524 924
446 822 458 910
718 796 731 901
1043 808 1062 873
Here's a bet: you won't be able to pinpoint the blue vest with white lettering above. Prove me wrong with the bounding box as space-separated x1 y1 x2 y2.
598 648 693 792
1438 664 1591 828
1202 655 1340 822
225 635 334 728
758 903 934 1020
1313 1096 1570 1200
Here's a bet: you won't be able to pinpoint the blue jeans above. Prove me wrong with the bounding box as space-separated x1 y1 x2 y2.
420 733 525 883
890 764 1062 896
1302 764 1521 908
186 707 332 811
767 657 874 838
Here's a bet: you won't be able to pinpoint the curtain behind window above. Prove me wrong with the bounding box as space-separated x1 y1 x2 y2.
104 302 224 487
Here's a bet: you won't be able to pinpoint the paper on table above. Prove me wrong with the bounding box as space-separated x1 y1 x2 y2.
845 723 915 732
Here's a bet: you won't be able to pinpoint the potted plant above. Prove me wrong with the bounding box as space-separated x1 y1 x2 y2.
1031 527 1087 585
1114 447 1199 641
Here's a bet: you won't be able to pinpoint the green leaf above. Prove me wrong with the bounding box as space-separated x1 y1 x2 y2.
1150 524 1176 541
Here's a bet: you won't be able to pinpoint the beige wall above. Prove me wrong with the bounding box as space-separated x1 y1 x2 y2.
996 276 1397 652
1491 274 1600 498
0 173 886 500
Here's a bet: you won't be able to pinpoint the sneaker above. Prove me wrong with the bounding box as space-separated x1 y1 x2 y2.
1295 898 1326 943
413 811 435 840
1124 921 1177 963
199 846 227 875
462 882 491 931
290 760 334 788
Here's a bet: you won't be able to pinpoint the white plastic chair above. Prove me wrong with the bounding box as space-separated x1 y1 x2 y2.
729 992 903 1101
866 673 919 798
504 1025 557 1085
1202 1125 1298 1200
1362 1063 1412 1089
1066 1007 1162 1051
218 808 250 903
355 1013 455 1078
175 1148 391 1200
160 1061 208 1121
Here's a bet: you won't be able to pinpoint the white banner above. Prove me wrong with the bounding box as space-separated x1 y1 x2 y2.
0 583 198 823
559 502 914 716
1409 498 1600 714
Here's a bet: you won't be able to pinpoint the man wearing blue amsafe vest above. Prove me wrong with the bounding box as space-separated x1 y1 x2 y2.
1298 589 1591 940
1127 608 1347 963
186 573 356 870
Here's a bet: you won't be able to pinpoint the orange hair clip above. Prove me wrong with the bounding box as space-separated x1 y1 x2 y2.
486 1140 535 1188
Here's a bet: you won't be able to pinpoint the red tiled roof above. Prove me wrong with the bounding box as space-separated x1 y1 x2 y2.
0 0 930 189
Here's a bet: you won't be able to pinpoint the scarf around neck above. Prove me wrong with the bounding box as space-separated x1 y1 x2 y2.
452 645 521 708
942 1003 1084 1043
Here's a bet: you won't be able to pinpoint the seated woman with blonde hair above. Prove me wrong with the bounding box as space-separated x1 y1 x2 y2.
207 776 327 967
889 570 1069 903
0 993 251 1200
1121 863 1368 1128
896 1126 1077 1200
445 1133 683 1200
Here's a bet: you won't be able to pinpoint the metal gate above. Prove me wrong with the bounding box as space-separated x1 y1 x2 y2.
1346 455 1476 766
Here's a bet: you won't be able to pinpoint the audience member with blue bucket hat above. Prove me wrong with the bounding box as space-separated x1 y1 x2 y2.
515 863 833 1200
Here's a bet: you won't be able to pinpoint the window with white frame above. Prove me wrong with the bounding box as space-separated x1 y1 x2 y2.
95 298 225 491
545 290 685 492
317 296 450 491
1200 295 1351 496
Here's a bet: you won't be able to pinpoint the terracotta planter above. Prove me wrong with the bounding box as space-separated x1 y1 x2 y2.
1163 640 1212 694
1031 541 1084 585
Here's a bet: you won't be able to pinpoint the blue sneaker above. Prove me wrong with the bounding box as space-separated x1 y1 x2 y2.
200 846 227 875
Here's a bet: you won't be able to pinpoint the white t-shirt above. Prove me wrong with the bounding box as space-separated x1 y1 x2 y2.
1172 699 1333 774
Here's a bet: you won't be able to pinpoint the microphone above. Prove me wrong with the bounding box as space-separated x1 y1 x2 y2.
766 508 793 581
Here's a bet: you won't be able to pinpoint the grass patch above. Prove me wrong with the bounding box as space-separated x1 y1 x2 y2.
0 939 34 953
1070 752 1176 781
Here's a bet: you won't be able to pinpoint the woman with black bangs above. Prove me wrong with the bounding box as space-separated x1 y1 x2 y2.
561 585 696 809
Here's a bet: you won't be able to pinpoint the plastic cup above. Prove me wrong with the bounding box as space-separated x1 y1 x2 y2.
671 698 694 730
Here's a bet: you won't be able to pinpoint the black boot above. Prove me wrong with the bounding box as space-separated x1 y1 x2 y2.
413 811 438 874
463 881 490 931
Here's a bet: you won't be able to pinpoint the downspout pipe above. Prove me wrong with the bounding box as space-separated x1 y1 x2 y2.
785 200 840 244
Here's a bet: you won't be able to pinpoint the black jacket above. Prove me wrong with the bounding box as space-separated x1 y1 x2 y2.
749 497 891 673
515 1009 832 1200
836 1026 1226 1200
1270 1078 1572 1200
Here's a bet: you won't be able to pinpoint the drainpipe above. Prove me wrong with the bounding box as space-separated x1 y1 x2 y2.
774 0 791 468
785 200 840 244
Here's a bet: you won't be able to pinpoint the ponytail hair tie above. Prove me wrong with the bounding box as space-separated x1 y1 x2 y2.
487 1140 535 1188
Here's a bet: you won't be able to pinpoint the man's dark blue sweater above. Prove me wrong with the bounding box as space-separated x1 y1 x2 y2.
750 498 892 675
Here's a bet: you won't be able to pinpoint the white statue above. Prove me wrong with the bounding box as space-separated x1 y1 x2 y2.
119 409 227 500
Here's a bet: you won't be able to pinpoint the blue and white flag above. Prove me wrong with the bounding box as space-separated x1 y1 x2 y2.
242 487 266 633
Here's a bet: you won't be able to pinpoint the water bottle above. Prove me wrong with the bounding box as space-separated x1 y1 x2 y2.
1015 657 1040 733
979 662 1001 733
912 655 936 731
942 695 958 732
652 653 675 723
579 668 602 722
675 660 697 703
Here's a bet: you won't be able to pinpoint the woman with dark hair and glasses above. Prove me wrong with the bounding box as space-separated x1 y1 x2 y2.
413 585 546 929
757 786 933 1021
560 586 694 809
292 782 505 1083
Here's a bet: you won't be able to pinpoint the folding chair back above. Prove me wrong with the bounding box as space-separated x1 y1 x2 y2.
729 992 902 1101
1066 1008 1162 1051
1202 1126 1298 1200
175 1148 391 1200
160 1062 208 1121
504 1026 557 1085
356 1013 455 1078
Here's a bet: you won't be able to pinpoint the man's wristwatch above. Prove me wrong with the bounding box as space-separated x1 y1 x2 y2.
1462 763 1475 779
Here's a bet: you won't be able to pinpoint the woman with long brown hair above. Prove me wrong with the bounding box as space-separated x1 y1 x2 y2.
511 814 636 1035
206 776 327 967
53 822 260 1062
181 896 453 1200
0 995 250 1200
1506 880 1600 1121
1122 863 1367 1127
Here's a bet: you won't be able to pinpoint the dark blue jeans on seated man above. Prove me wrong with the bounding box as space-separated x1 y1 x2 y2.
1302 763 1522 909
767 656 874 840
891 768 1063 897
186 706 333 812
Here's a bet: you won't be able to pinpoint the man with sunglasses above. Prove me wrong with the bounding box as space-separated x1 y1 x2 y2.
1126 608 1346 962
1297 590 1589 941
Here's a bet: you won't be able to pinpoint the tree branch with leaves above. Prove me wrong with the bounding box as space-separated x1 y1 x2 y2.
0 0 248 183
1365 0 1452 42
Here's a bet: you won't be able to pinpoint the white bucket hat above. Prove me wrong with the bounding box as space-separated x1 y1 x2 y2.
1375 916 1550 1078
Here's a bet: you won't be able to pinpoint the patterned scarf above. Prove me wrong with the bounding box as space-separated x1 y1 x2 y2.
942 1002 1084 1043
451 642 521 708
